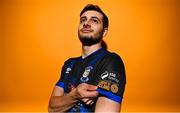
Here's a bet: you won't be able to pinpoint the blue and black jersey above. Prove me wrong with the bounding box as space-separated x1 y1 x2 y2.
56 47 126 112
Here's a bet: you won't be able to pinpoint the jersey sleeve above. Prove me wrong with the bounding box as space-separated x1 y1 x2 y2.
55 61 68 89
95 53 126 103
55 58 77 89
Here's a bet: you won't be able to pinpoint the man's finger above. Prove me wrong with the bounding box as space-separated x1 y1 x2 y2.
87 84 98 91
82 98 89 103
86 99 93 105
90 101 94 105
81 90 98 98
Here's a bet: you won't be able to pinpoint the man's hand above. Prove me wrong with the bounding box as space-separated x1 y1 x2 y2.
72 83 99 105
81 97 96 105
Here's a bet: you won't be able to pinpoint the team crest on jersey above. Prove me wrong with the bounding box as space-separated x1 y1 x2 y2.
80 66 93 82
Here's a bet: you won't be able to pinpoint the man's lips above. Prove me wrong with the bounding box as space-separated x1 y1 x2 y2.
81 28 93 33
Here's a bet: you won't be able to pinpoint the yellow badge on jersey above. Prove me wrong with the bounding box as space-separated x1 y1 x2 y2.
110 84 119 93
97 80 111 91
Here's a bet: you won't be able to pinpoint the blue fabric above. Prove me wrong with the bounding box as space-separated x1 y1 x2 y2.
56 81 64 88
96 88 122 103
68 59 77 68
88 50 106 66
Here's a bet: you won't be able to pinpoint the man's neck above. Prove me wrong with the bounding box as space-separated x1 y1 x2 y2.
81 43 102 59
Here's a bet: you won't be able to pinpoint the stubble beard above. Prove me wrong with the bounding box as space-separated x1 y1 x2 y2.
78 30 103 46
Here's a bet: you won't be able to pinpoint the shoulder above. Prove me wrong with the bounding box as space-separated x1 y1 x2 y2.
107 52 122 60
100 51 125 74
104 51 125 66
63 57 80 66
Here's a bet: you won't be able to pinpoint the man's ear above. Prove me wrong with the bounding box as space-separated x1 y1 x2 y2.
103 28 108 37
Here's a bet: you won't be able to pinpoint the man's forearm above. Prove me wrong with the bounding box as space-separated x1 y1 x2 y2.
48 83 98 112
48 90 78 112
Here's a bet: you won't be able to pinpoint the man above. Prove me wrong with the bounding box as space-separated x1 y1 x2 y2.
48 4 126 112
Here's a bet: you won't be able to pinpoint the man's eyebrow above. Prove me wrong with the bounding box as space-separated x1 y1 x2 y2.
80 16 86 19
91 16 101 22
80 16 101 22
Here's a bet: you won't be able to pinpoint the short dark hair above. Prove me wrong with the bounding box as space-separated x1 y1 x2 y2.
80 4 109 28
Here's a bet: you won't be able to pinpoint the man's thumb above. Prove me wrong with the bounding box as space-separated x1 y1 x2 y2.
87 84 98 91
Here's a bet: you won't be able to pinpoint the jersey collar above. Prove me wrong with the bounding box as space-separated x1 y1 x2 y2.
80 47 106 61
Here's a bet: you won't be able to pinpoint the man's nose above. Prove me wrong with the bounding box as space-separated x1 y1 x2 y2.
83 20 91 28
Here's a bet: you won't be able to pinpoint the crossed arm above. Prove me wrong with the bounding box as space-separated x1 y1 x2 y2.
48 83 121 112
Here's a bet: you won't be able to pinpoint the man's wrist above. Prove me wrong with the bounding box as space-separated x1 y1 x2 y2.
68 88 80 102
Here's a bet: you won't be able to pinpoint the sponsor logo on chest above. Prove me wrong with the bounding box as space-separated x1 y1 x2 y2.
101 71 119 83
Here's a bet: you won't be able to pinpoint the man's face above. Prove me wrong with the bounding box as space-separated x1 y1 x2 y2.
78 10 104 46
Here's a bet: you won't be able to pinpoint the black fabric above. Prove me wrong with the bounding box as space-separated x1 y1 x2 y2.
56 48 126 112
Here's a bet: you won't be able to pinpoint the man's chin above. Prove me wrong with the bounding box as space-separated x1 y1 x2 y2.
79 37 101 46
80 34 92 38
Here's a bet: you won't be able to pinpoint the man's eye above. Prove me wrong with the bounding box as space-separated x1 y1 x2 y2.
80 19 86 23
92 19 99 23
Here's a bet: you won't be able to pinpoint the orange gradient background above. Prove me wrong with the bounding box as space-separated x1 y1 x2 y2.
0 0 179 112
